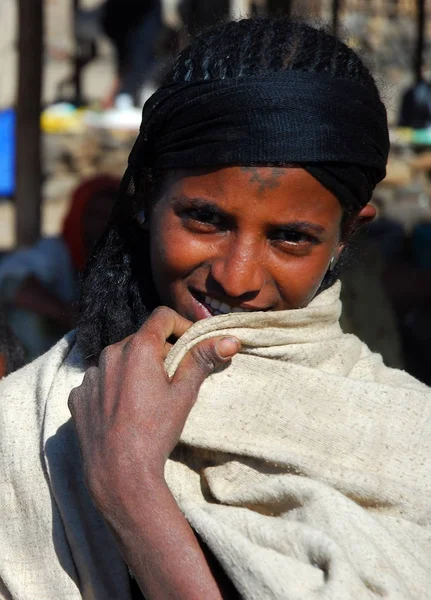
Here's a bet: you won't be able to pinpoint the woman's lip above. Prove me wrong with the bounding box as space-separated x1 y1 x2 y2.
190 289 269 313
189 289 213 320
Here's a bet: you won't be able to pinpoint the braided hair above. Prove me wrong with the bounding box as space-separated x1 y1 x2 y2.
168 19 375 85
77 17 381 360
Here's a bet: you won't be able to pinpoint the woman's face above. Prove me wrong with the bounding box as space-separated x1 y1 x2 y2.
148 166 344 322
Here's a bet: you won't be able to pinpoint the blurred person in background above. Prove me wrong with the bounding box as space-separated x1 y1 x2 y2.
353 207 431 386
101 0 163 106
339 198 406 370
393 219 431 385
0 176 119 361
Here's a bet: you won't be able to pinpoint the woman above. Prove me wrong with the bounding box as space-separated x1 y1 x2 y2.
0 175 118 359
1 19 430 600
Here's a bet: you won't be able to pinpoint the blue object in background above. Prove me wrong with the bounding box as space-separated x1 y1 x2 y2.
0 108 15 197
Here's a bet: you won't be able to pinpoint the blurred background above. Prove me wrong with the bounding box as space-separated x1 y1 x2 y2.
1 0 431 384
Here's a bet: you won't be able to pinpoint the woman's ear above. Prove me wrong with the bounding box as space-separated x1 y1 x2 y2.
341 203 377 241
136 191 153 231
357 203 377 225
336 203 377 258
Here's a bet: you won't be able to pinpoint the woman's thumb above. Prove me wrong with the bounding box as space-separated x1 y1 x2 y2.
175 336 240 389
214 337 241 360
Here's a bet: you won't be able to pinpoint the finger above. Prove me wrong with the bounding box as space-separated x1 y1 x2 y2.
174 336 240 393
133 307 193 359
68 366 99 416
146 306 193 340
100 309 192 366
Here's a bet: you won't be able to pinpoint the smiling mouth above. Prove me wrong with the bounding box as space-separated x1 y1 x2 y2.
192 291 260 316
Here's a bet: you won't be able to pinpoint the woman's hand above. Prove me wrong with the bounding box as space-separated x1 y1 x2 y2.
68 307 240 599
68 306 239 510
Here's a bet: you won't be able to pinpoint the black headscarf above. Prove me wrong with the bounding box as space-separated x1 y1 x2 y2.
77 70 390 359
121 71 389 212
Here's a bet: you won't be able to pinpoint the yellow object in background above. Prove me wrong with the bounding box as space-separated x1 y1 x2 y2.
41 104 85 134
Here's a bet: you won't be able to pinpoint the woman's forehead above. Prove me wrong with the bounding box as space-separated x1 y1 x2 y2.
166 165 332 198
166 165 303 190
160 166 342 223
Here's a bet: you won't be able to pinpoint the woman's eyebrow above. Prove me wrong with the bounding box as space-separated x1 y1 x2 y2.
173 197 326 234
273 221 326 235
172 195 228 214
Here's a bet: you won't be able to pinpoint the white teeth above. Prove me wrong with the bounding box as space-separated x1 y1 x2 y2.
203 295 249 314
218 302 230 313
205 295 220 309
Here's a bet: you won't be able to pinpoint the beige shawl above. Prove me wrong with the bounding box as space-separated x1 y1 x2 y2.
1 283 430 599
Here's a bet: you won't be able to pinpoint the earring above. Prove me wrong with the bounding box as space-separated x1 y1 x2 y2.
136 209 146 226
329 255 337 271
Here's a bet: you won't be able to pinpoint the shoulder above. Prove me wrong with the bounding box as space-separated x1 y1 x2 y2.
343 331 429 391
0 336 92 598
0 333 84 442
0 333 86 533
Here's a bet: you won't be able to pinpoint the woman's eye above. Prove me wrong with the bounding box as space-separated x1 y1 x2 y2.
185 209 224 227
272 230 315 244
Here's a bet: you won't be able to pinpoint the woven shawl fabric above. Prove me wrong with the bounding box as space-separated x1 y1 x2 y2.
0 284 430 599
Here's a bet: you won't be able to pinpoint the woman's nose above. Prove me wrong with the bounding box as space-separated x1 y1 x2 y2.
210 238 266 298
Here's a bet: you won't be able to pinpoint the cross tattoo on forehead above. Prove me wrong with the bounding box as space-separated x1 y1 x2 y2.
240 167 284 194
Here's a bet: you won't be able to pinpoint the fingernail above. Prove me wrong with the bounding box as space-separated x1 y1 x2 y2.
216 337 240 359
